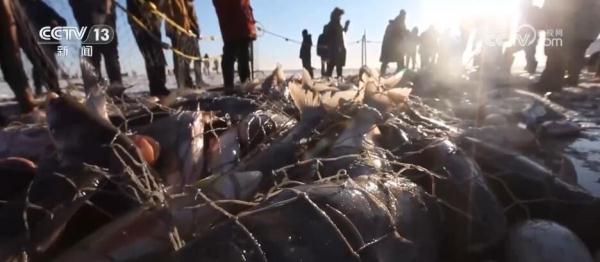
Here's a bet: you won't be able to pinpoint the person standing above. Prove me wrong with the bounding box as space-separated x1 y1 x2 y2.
0 0 36 113
300 29 313 78
212 0 256 94
565 0 600 86
419 26 439 69
324 7 349 78
316 28 329 77
203 54 211 76
213 56 220 74
405 27 419 70
380 10 407 75
127 0 170 97
521 0 542 74
534 0 600 92
69 0 123 93
166 0 203 89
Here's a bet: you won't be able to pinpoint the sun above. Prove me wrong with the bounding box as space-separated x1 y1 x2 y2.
419 0 523 32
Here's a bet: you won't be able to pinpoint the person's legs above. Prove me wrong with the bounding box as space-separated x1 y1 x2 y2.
537 46 565 91
302 58 313 78
103 10 123 87
188 39 204 86
524 42 538 74
380 62 389 75
326 61 335 77
410 53 417 70
420 52 429 68
102 43 124 87
43 45 61 93
222 41 236 91
396 55 405 73
0 0 35 113
566 39 593 86
32 67 43 95
237 40 251 84
128 0 168 96
336 64 343 78
170 35 193 88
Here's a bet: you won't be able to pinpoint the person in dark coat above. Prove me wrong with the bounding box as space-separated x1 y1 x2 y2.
324 7 349 78
69 0 123 93
0 0 36 113
405 27 419 70
18 0 65 96
316 28 329 77
300 29 313 78
380 10 407 75
534 0 600 92
212 0 257 94
419 26 439 69
127 0 170 97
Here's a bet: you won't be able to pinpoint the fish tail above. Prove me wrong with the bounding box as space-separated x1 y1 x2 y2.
320 89 365 111
289 80 322 117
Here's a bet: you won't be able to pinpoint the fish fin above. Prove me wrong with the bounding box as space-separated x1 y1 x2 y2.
85 85 109 121
289 80 321 115
365 82 410 113
302 68 314 88
321 89 365 111
244 78 262 92
275 64 286 84
382 69 406 89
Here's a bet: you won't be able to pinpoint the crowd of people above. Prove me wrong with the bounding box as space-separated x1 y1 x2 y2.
0 0 256 113
300 0 599 92
0 0 599 114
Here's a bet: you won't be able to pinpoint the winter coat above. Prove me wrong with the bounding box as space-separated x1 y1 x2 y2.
212 0 257 42
380 18 407 62
324 21 347 66
300 34 312 60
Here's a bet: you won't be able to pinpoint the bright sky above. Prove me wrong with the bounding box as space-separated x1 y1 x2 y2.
41 0 544 75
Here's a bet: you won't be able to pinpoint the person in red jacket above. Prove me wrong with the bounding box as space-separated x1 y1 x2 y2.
212 0 257 94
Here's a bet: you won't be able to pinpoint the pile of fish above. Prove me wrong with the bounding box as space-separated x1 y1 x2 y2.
0 67 599 262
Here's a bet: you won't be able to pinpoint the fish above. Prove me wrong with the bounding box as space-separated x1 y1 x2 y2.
460 136 600 250
236 110 296 153
260 64 287 95
400 139 507 257
0 125 54 161
174 174 444 262
0 163 115 260
54 171 263 262
506 220 595 262
46 93 148 174
206 126 241 175
234 75 338 187
136 111 205 189
318 80 411 177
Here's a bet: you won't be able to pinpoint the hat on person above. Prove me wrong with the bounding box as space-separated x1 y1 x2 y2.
331 7 344 19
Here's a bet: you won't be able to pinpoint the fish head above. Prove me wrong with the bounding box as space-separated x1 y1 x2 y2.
46 93 122 167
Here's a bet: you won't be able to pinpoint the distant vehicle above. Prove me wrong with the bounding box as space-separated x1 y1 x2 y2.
586 38 600 72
